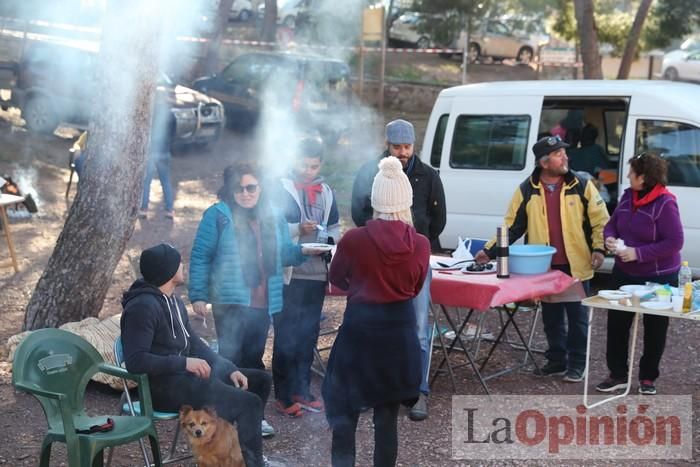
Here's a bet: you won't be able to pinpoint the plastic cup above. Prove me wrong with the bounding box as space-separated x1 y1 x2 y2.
672 295 683 312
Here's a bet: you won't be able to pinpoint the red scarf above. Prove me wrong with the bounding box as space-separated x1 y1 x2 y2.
632 184 675 210
294 181 323 204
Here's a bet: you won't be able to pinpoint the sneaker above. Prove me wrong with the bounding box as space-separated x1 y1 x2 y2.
292 394 324 413
638 379 657 395
164 210 174 219
261 419 275 438
533 361 567 376
138 209 147 219
263 455 288 467
595 377 628 393
563 368 585 383
408 393 428 421
273 400 303 418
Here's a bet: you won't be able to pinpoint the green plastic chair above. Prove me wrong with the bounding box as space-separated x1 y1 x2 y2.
11 328 162 467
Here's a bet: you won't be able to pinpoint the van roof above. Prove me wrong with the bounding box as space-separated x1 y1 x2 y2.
440 80 700 102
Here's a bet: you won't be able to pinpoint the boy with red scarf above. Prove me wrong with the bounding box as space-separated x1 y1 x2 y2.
273 137 340 416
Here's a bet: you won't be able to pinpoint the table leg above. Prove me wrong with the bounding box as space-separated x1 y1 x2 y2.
429 304 458 392
0 206 19 273
430 305 491 396
583 307 639 409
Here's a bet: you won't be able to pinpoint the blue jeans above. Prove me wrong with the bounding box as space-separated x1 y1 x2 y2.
141 151 173 211
540 265 590 371
412 267 432 395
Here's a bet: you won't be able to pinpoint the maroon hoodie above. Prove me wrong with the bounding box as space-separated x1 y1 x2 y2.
330 219 430 304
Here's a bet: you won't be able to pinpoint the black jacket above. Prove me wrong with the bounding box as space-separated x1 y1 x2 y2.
351 152 446 250
120 279 237 379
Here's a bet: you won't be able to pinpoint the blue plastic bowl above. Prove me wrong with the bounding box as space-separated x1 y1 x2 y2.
509 245 557 275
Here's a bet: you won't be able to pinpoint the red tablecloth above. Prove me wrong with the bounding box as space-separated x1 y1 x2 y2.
430 269 577 311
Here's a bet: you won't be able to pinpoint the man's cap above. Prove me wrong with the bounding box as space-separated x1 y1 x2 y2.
385 119 415 145
532 135 570 160
140 243 181 287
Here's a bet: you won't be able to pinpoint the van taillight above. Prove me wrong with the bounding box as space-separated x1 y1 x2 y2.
292 80 304 112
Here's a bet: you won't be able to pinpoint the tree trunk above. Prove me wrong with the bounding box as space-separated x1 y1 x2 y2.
617 0 653 79
573 0 603 79
203 0 235 75
23 0 161 330
261 0 278 43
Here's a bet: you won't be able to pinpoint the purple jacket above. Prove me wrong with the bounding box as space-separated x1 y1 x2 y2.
604 188 683 277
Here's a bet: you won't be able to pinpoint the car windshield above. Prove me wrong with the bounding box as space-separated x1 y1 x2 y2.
680 37 700 51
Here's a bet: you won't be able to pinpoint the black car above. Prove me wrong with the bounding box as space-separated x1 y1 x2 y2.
192 52 352 144
6 42 224 146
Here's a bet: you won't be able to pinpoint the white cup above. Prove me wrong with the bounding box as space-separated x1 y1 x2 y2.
672 295 683 312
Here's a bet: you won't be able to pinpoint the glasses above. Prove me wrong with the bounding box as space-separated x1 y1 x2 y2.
544 135 563 146
234 184 259 194
632 152 647 160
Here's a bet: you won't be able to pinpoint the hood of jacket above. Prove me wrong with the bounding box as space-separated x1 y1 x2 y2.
365 219 417 265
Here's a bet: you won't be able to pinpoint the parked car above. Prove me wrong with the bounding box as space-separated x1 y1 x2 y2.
229 0 254 21
388 11 432 49
445 18 549 64
257 0 307 28
7 42 224 146
662 36 700 82
192 52 352 144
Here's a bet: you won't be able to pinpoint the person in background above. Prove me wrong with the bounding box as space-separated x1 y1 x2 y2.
324 156 430 467
475 135 609 383
70 130 88 179
120 244 280 467
567 123 609 176
140 102 175 220
273 137 340 417
596 152 683 395
350 119 445 421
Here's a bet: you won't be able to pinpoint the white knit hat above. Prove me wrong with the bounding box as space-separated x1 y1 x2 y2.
371 156 413 214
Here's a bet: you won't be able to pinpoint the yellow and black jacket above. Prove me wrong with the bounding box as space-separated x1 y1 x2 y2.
485 168 609 280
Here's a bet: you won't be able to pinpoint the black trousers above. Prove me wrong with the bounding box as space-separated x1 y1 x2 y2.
272 279 326 404
331 402 400 467
212 304 271 369
606 268 675 381
150 368 271 467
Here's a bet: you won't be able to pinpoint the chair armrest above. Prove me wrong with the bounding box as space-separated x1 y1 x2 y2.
98 363 154 418
14 381 64 400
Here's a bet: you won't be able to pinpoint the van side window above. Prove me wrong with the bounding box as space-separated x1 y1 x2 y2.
430 114 449 168
635 119 700 187
449 115 530 170
603 110 625 156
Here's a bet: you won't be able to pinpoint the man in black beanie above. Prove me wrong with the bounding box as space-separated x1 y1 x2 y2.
121 243 282 467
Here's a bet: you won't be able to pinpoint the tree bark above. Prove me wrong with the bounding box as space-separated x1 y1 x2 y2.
573 0 603 79
203 0 235 75
617 0 653 79
261 0 278 43
23 0 161 330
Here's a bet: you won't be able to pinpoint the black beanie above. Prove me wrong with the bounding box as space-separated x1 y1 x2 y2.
139 243 181 287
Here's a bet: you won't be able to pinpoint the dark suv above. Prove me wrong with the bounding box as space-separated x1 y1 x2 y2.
192 52 352 144
7 42 225 145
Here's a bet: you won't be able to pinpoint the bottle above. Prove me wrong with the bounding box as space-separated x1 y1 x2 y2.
678 261 692 290
682 282 693 313
496 225 509 279
317 222 329 244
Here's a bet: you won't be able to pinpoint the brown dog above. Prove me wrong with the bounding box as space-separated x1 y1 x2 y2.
179 405 245 467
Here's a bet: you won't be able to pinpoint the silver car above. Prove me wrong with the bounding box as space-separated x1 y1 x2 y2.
449 19 549 64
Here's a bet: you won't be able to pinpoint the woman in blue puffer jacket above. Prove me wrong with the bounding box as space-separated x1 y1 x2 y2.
189 161 323 370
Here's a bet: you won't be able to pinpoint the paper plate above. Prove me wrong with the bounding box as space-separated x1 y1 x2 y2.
598 290 632 300
301 243 333 252
640 301 673 311
619 285 650 294
462 263 497 274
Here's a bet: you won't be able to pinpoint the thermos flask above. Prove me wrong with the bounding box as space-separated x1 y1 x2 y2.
496 225 510 278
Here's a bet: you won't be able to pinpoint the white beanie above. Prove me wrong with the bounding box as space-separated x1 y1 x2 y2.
371 156 413 214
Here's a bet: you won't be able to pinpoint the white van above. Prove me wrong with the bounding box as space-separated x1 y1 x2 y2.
420 80 700 276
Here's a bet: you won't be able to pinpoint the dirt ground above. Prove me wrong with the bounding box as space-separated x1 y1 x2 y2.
0 105 699 467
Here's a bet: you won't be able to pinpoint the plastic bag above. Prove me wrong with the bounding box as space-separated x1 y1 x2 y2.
452 236 475 260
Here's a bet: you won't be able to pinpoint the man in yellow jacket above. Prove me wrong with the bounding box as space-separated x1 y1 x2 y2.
475 135 609 382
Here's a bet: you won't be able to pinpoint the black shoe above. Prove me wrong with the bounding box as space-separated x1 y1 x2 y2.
595 377 628 392
409 393 428 421
562 367 585 383
533 361 566 376
638 379 657 395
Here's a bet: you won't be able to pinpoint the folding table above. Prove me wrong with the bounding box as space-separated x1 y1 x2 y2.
429 262 579 394
581 295 700 409
0 193 24 273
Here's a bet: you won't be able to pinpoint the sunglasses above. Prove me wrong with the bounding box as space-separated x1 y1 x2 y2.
544 135 563 146
234 184 259 194
632 152 647 160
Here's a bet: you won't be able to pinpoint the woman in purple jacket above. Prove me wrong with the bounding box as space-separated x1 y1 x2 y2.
596 152 683 396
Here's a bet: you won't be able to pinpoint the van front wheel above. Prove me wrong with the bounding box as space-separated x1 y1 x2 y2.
23 95 58 134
